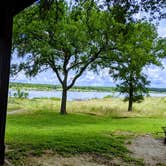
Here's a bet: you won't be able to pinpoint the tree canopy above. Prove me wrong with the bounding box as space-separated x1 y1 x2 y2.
12 1 115 114
12 0 166 113
103 21 165 111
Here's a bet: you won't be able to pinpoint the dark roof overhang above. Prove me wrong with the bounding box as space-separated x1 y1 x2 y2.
0 0 36 16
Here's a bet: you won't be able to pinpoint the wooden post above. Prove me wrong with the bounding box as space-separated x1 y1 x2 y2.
0 8 13 165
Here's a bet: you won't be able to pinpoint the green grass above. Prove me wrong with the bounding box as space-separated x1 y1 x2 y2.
6 97 166 165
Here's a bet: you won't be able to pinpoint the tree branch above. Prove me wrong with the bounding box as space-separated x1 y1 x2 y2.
67 48 103 90
52 66 63 85
67 61 84 71
63 50 71 74
48 58 63 85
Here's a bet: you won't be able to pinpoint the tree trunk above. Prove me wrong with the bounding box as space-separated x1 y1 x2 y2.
128 96 133 111
60 88 67 114
128 82 133 112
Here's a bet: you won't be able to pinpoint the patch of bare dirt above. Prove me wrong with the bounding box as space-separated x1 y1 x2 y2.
7 109 23 115
3 160 13 166
19 135 166 166
25 154 105 166
127 134 166 166
25 153 127 166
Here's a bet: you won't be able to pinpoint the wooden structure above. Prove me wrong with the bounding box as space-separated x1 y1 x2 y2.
0 0 35 164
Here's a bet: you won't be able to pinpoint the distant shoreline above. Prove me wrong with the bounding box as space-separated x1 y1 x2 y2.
9 82 166 93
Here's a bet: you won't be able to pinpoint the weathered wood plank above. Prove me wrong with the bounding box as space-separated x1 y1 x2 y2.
0 8 13 165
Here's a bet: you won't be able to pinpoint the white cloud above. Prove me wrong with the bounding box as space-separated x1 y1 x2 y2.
143 59 166 87
157 20 166 37
10 20 166 87
11 61 166 88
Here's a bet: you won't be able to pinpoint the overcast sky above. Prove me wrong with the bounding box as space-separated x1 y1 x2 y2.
10 20 166 87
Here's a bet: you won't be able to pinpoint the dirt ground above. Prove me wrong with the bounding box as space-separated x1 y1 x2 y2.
22 135 166 166
25 154 109 166
127 135 166 166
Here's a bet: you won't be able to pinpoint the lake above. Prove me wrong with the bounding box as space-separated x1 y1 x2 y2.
9 89 166 100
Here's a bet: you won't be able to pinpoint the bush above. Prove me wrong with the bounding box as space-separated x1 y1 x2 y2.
13 88 29 99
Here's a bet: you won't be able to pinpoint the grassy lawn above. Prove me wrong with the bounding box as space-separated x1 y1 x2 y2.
6 97 166 165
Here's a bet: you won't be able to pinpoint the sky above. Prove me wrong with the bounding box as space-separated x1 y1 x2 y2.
10 20 166 88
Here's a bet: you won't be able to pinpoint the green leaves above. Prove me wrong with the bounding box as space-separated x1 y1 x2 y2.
12 0 166 112
103 21 163 108
12 1 109 91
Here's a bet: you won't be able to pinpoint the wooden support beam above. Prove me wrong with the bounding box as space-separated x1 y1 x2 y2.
0 9 13 165
11 0 36 16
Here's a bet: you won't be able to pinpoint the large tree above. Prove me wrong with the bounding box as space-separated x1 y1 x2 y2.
105 22 165 111
12 1 113 114
12 0 166 114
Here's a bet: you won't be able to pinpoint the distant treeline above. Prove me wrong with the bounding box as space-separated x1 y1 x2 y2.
149 88 166 93
9 82 61 90
9 82 166 93
9 82 62 91
9 82 115 92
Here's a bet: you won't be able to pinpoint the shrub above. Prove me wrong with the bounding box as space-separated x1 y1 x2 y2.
13 88 29 99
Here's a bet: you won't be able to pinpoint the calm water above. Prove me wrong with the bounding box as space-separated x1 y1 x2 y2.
9 89 166 101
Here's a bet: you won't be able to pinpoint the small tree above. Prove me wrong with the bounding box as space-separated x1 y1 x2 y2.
13 88 29 99
106 22 163 111
12 1 112 114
